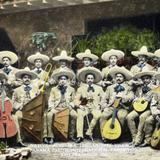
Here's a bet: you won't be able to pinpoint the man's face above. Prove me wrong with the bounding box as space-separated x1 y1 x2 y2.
59 60 67 68
83 57 92 67
35 59 43 68
2 57 11 67
86 74 94 85
138 55 147 63
58 76 68 86
141 75 151 85
115 73 125 84
22 74 31 85
109 55 118 66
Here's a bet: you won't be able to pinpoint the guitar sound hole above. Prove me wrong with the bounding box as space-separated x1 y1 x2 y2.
141 100 145 104
110 124 114 129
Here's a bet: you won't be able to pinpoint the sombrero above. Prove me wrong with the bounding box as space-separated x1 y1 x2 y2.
15 67 37 80
153 49 160 58
52 50 74 62
101 49 124 62
77 66 102 83
109 66 133 81
0 51 18 64
76 49 98 61
52 68 75 81
131 46 153 57
134 69 156 79
27 52 49 64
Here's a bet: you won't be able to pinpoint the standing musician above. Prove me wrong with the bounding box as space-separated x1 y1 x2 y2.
12 67 37 147
74 67 104 143
100 66 134 143
0 51 21 96
141 72 160 147
76 49 98 68
101 49 124 88
127 70 156 147
43 68 77 144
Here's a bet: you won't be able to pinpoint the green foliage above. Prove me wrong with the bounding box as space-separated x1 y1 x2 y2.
73 25 160 57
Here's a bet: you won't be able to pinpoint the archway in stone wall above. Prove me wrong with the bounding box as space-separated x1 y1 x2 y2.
0 28 18 68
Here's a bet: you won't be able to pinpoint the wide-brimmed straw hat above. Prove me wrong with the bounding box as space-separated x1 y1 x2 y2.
77 66 102 83
52 50 74 62
0 71 8 80
101 49 124 62
109 66 133 81
15 67 37 80
52 68 75 81
131 46 153 57
134 69 156 79
153 49 160 58
27 52 49 64
76 49 98 61
0 51 18 64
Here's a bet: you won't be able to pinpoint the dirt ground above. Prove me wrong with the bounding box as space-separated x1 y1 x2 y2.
27 140 160 160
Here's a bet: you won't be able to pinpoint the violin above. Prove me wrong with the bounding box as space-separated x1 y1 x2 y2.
0 84 17 139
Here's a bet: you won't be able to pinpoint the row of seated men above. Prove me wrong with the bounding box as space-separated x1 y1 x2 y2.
0 45 159 148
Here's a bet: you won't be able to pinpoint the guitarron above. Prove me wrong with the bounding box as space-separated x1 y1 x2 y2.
102 97 122 140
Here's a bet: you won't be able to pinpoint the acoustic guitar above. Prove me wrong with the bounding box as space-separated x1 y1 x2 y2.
151 117 160 149
102 97 122 140
133 97 149 112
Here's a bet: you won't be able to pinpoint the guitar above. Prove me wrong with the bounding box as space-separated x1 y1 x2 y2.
133 98 149 112
102 97 122 140
151 116 160 149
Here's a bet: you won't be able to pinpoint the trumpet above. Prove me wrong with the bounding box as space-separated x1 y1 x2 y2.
35 63 52 95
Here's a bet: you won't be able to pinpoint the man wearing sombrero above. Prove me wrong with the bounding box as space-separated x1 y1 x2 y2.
74 67 104 143
142 72 160 147
0 51 21 92
51 50 75 86
12 67 37 147
76 49 98 68
127 69 156 147
130 46 153 75
101 49 124 88
152 49 160 72
43 68 77 144
27 51 50 79
100 66 134 143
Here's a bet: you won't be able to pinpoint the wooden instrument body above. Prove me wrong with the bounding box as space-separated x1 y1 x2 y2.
0 99 17 138
133 97 148 112
151 121 160 149
102 98 122 140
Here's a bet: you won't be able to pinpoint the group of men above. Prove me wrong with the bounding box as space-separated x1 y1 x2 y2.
0 46 159 148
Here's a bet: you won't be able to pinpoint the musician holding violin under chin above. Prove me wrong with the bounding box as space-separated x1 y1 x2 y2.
127 70 157 147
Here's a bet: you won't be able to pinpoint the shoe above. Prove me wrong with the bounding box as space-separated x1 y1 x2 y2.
16 142 27 147
86 135 94 141
48 138 55 144
70 136 77 142
43 137 49 144
75 137 83 143
133 143 140 147
102 138 107 143
139 142 149 147
129 141 135 146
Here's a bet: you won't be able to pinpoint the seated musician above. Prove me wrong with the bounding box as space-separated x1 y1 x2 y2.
12 67 37 147
74 67 104 143
101 49 124 88
142 72 160 147
127 70 156 147
43 68 77 144
100 66 134 143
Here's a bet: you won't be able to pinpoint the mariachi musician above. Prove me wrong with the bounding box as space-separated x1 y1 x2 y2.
101 49 124 88
100 66 134 143
127 69 157 147
43 68 77 144
12 67 37 147
74 67 104 143
142 72 160 147
0 51 21 96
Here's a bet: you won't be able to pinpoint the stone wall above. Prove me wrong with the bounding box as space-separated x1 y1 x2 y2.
0 0 160 56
